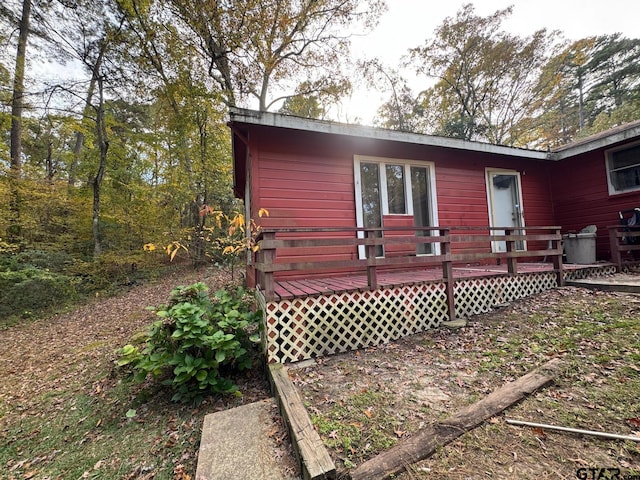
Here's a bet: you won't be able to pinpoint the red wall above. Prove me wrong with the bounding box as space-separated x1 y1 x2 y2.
550 148 640 260
245 125 557 280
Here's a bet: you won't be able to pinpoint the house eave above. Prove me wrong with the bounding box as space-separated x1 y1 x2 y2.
228 107 550 160
551 121 640 159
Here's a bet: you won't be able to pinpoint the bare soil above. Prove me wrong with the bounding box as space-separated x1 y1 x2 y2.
290 285 640 479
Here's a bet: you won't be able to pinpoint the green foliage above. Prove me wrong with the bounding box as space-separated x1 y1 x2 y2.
118 282 261 402
404 4 556 145
0 267 77 319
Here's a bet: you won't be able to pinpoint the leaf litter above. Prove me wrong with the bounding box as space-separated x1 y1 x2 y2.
0 266 298 479
290 284 640 479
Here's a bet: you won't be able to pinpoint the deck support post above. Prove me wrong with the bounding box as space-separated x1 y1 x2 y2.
260 231 276 301
609 227 622 272
365 229 378 289
552 228 564 287
440 228 455 321
505 228 518 274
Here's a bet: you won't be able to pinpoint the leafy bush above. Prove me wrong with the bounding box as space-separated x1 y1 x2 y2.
0 268 77 319
13 249 75 272
117 282 262 402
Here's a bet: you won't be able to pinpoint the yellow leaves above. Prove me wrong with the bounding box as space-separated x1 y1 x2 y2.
158 208 266 261
166 242 187 261
143 243 157 252
228 213 245 236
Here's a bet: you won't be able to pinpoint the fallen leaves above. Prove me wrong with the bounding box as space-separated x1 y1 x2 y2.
626 417 640 429
0 267 278 479
293 285 640 478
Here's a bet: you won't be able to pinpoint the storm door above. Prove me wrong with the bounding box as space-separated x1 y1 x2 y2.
485 169 525 252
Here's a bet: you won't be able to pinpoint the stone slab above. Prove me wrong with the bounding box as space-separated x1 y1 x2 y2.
195 398 298 480
566 274 640 293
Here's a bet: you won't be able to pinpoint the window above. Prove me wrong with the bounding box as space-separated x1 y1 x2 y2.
385 164 407 214
354 156 439 258
607 143 640 195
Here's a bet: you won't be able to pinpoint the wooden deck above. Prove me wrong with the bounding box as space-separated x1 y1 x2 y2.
271 262 610 301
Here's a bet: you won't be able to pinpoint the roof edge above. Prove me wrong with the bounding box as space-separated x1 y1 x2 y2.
551 120 640 159
228 107 550 160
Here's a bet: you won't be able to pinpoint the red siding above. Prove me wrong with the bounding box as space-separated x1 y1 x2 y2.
550 147 640 260
383 215 416 256
245 126 558 280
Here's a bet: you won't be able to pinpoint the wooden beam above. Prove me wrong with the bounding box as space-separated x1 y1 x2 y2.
269 364 336 480
350 358 562 480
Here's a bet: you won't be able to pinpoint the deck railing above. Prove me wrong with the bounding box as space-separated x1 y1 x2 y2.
255 226 564 308
608 225 640 271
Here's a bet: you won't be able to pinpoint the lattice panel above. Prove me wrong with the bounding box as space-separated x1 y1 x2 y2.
454 273 557 317
258 264 617 364
565 265 616 280
262 283 448 363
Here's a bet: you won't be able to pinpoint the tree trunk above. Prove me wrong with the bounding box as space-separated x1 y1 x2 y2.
93 74 108 257
46 140 55 183
69 70 100 187
8 0 32 243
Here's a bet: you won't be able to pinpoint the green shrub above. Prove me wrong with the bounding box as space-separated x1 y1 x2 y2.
0 268 77 318
14 249 75 272
117 282 262 402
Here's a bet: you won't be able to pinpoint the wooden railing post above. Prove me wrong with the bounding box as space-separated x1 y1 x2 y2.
440 228 455 321
505 228 518 274
551 228 564 287
609 226 622 272
365 229 378 289
260 231 276 300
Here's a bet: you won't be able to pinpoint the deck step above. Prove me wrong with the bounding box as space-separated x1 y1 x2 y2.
195 398 298 480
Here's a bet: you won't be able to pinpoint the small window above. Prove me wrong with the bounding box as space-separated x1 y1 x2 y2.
607 144 640 194
385 164 406 214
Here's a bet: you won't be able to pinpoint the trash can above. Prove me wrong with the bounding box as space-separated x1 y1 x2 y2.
563 225 597 264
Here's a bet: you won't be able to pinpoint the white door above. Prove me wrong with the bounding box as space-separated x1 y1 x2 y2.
486 170 525 252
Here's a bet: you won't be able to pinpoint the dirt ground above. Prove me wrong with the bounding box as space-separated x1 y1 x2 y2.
290 285 640 479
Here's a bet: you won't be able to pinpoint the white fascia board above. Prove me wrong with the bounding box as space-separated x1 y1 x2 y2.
228 108 549 160
551 123 640 160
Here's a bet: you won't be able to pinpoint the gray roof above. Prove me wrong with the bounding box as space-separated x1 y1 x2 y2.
229 107 640 160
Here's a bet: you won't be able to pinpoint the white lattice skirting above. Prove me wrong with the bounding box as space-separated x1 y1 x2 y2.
257 269 606 363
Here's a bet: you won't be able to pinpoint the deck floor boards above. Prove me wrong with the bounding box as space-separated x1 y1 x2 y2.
267 263 605 301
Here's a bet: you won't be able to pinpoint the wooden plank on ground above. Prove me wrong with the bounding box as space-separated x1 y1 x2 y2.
350 358 563 480
269 364 336 480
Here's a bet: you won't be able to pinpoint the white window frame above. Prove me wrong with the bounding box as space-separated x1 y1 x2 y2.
354 155 439 259
606 141 640 196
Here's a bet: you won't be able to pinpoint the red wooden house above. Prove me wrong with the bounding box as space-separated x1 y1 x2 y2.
228 108 640 363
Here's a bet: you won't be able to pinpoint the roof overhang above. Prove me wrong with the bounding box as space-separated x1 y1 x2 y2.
551 120 640 159
228 107 549 160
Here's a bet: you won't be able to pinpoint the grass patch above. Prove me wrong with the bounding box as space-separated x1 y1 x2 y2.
1 373 205 479
311 389 402 466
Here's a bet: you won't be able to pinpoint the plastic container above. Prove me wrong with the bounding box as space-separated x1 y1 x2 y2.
563 232 596 264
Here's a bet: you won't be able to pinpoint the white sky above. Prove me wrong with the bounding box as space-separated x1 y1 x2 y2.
344 0 640 124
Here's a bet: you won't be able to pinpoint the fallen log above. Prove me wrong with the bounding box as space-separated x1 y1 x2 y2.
350 358 562 480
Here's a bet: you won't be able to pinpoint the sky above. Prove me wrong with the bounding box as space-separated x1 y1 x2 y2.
344 0 640 124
